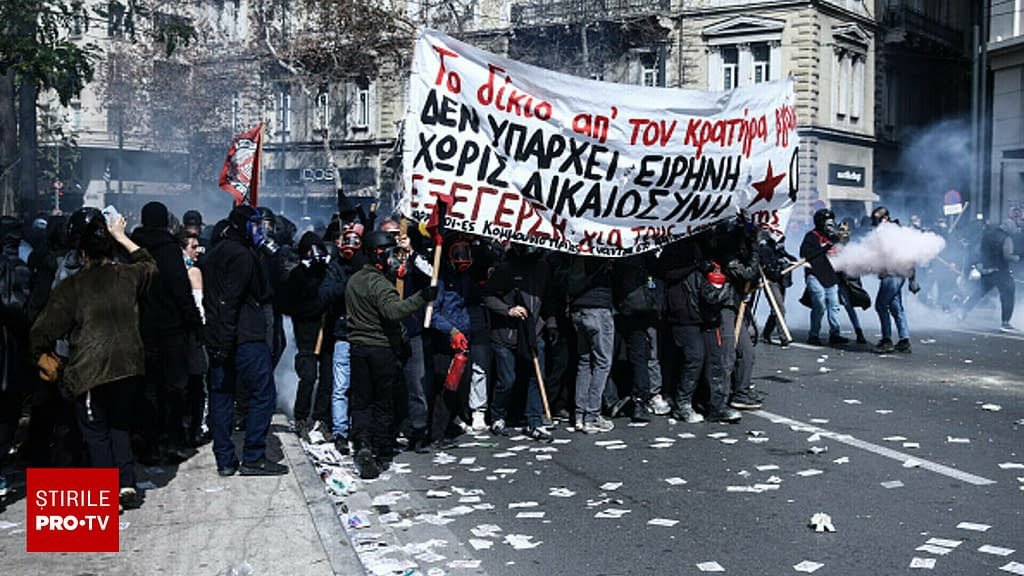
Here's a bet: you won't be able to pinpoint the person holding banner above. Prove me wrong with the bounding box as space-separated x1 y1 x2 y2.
345 231 436 480
483 243 556 443
564 255 616 434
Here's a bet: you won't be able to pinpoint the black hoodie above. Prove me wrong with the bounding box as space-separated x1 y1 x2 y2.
130 226 202 343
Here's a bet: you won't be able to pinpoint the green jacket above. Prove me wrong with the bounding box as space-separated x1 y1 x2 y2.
30 249 156 397
345 264 427 350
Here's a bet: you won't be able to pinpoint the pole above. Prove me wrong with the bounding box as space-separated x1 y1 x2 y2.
733 280 752 343
532 351 551 422
759 266 792 343
396 216 409 296
423 242 443 328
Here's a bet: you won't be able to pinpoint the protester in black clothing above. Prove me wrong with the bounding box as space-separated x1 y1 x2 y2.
612 252 664 422
800 209 845 345
758 229 797 346
961 218 1020 331
130 202 203 464
283 231 332 442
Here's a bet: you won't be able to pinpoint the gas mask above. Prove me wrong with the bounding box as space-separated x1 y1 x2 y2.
448 240 473 273
246 215 278 256
339 223 364 260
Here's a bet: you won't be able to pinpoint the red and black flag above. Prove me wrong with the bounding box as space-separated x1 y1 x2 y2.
219 123 263 207
426 192 453 246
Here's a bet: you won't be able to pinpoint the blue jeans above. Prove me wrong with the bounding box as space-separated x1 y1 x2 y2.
571 307 615 422
330 340 351 438
806 275 841 340
209 342 276 469
402 334 430 437
876 276 910 341
490 340 545 428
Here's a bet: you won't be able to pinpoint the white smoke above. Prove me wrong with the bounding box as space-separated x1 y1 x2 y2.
830 222 946 277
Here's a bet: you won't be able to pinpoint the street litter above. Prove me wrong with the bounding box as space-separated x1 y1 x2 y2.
881 480 904 489
600 482 623 491
549 487 576 497
494 468 518 475
651 442 675 449
627 421 650 427
202 485 227 493
794 560 824 573
916 544 953 555
727 485 764 493
471 524 502 538
884 435 908 442
818 367 832 373
748 430 767 437
493 452 517 459
956 521 991 532
720 438 739 445
809 512 835 532
648 518 679 527
448 560 481 569
978 545 1015 556
789 366 800 372
508 501 538 509
756 464 779 471
469 539 493 550
594 440 625 447
606 444 628 450
516 511 545 519
903 442 920 449
678 432 697 439
998 462 1024 469
433 452 457 465
215 561 254 576
833 457 850 464
765 476 783 484
796 469 824 477
665 477 688 486
707 432 729 439
371 491 408 507
595 508 631 519
981 404 1002 412
903 459 922 468
808 446 828 454
946 436 970 444
459 457 476 465
426 490 451 499
504 534 541 549
1000 561 1024 575
809 418 829 424
459 496 481 504
696 561 725 572
925 538 961 548
909 557 936 569
876 409 894 414
843 399 862 405
347 512 371 529
0 521 20 530
748 436 770 443
807 433 822 442
427 475 453 481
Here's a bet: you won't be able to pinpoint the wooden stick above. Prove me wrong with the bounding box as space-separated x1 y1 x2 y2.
733 280 752 343
396 216 409 296
780 257 808 277
422 242 443 328
759 266 792 343
532 351 551 422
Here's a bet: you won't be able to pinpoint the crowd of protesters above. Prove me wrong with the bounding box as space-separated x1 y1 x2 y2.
0 197 1019 505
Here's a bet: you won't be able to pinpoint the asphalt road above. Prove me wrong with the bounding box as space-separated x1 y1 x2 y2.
351 323 1023 576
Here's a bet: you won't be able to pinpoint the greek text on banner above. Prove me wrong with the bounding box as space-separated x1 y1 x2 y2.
401 28 800 256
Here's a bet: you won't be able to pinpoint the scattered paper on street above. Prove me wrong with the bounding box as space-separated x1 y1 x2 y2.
956 521 992 532
881 480 904 489
794 560 824 573
697 561 726 572
647 518 679 527
665 477 688 486
1000 561 1024 575
978 545 1015 556
909 557 936 569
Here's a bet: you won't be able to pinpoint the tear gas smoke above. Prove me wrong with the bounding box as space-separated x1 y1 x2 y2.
830 222 945 277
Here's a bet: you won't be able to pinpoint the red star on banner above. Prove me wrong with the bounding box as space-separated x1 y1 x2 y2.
748 161 786 208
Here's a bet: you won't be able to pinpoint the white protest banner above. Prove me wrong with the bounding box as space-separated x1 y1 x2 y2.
401 28 800 256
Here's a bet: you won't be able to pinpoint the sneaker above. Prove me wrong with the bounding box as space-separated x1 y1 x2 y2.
828 334 849 345
217 460 239 477
895 338 912 353
729 395 763 410
555 408 571 422
631 403 652 423
855 329 868 344
807 336 823 346
609 395 633 419
471 410 487 432
671 406 705 424
1000 323 1019 333
354 447 380 480
490 419 509 437
583 415 615 434
119 487 140 511
779 338 791 348
648 394 671 416
0 475 7 498
874 338 895 354
525 426 554 443
375 456 392 472
706 407 742 423
239 457 289 476
412 437 431 454
333 435 350 456
573 415 585 432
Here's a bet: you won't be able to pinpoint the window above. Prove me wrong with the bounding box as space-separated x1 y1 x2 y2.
71 3 84 38
230 93 241 133
108 2 125 38
851 57 864 120
752 44 770 83
837 53 850 118
722 47 738 90
317 91 330 131
70 102 81 132
642 65 657 87
276 91 291 135
354 87 369 128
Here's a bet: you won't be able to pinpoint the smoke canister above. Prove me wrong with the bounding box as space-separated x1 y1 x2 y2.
445 350 469 391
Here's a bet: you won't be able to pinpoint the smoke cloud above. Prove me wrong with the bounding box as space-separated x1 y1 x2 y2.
830 222 946 277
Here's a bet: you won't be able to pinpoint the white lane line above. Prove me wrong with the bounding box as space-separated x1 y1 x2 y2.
751 410 997 486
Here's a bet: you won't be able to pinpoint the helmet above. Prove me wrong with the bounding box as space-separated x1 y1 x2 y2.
870 206 890 227
66 207 105 250
339 222 364 260
364 230 400 277
813 208 835 231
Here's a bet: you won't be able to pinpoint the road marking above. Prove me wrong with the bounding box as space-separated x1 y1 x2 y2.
751 410 997 486
951 328 1024 343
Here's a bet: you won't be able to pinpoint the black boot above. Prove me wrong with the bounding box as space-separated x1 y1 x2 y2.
855 329 867 344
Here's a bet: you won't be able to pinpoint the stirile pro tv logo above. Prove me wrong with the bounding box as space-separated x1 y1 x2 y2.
26 468 120 552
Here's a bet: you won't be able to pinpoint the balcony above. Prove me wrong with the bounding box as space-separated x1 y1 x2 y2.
511 0 671 27
884 5 963 51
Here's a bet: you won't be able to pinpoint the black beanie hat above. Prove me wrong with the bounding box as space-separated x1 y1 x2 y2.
141 202 170 229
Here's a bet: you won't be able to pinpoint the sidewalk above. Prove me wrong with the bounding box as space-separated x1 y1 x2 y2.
0 415 363 576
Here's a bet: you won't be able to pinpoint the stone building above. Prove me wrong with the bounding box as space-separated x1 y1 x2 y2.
988 0 1024 222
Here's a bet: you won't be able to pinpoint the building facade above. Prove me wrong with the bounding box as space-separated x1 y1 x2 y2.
988 0 1024 223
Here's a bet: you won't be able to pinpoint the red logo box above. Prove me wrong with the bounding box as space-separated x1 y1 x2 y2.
26 468 119 552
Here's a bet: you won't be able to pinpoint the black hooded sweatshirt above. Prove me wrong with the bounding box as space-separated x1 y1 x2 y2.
130 226 202 343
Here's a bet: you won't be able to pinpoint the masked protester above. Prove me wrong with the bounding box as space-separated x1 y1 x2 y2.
179 230 210 447
30 208 157 511
758 227 798 346
870 207 913 353
204 205 288 477
800 208 846 345
318 221 365 456
345 230 436 479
